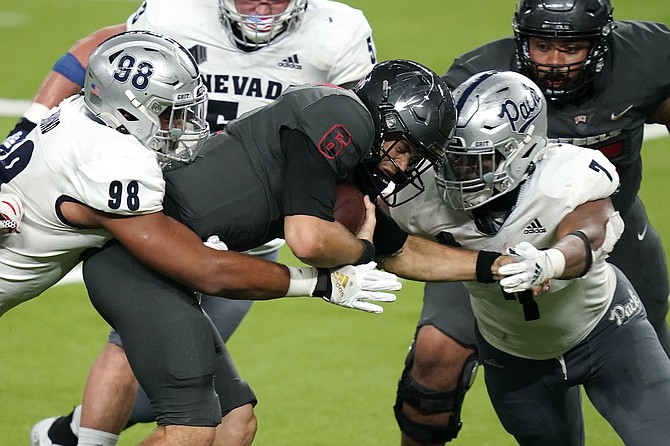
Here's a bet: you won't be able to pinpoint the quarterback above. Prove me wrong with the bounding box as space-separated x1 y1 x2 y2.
391 70 670 446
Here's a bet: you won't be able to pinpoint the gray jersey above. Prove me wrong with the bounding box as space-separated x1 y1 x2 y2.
163 84 374 251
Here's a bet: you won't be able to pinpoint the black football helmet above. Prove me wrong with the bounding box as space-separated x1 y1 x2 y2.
352 59 456 207
513 0 614 101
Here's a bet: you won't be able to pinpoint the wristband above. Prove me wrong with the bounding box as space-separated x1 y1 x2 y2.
476 251 502 283
285 266 318 297
354 239 376 265
52 52 87 87
544 248 566 278
312 268 332 298
567 230 593 277
22 103 50 125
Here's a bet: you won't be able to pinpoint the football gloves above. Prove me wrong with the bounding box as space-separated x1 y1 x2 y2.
498 242 565 293
288 262 401 313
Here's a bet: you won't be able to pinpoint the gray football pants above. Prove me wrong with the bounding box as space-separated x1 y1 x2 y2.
107 250 277 426
477 267 670 446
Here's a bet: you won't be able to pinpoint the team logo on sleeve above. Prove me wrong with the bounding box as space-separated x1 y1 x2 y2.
318 125 352 159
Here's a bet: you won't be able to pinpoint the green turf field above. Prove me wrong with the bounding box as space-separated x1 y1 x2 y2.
1 1 669 444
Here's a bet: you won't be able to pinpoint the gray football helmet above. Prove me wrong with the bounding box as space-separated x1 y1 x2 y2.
513 0 614 101
352 59 457 207
219 0 308 49
83 31 209 168
436 70 548 211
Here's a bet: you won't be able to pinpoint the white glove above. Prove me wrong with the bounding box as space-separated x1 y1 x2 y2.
0 194 24 234
498 242 565 293
287 262 401 313
203 235 228 251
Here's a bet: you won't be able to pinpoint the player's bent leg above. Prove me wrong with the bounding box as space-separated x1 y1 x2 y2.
476 327 585 446
142 425 215 446
582 268 670 446
395 282 478 445
83 241 224 444
395 326 477 445
80 342 138 435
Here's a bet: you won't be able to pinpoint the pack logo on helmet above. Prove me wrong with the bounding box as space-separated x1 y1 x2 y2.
499 85 543 134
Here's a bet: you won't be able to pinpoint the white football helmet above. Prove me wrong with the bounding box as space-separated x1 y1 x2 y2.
436 70 548 210
83 31 209 168
219 0 308 49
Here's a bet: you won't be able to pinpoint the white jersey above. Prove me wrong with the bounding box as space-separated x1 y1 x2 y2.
127 0 376 131
391 144 621 360
0 96 165 315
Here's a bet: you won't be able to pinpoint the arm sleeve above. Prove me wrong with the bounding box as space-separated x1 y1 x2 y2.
373 206 409 257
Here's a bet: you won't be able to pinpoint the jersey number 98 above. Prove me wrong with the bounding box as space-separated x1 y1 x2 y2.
108 180 141 211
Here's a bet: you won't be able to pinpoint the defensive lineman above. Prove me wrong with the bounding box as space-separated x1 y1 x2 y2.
391 70 670 446
393 2 670 444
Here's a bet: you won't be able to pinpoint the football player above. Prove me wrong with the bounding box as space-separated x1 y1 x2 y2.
391 69 670 446
22 55 518 446
392 2 670 444
17 0 379 443
0 31 401 446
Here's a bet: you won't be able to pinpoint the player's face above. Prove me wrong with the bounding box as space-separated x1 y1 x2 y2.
377 139 422 179
235 0 290 15
528 37 591 90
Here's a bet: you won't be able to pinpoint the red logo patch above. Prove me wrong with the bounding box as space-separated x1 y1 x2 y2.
318 125 352 159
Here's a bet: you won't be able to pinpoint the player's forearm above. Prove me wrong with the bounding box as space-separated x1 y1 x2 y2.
377 235 479 282
284 215 369 267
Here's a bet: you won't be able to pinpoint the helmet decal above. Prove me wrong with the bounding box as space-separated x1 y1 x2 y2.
436 70 549 211
84 31 210 169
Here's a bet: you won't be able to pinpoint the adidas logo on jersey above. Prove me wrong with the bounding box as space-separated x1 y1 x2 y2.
523 218 547 234
278 54 302 70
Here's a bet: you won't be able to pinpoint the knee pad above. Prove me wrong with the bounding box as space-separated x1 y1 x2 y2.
394 347 478 444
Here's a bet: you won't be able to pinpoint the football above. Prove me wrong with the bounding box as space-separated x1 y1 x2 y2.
334 182 366 234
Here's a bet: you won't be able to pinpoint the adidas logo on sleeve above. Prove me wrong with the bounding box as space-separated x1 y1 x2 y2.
523 218 547 234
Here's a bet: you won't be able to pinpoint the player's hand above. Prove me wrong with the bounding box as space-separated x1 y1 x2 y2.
0 194 24 235
316 261 401 313
498 242 565 293
356 195 377 241
2 117 36 152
